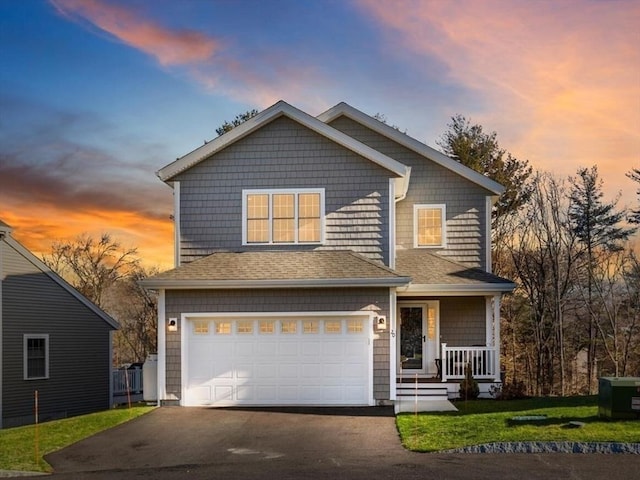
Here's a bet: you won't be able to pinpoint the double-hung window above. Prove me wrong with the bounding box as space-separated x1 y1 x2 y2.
243 189 324 244
414 204 446 248
24 334 49 380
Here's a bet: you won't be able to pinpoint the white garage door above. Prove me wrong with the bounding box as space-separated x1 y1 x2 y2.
183 314 373 406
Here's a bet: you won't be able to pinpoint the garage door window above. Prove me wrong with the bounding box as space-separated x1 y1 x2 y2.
259 320 275 334
325 320 341 333
237 321 253 334
215 321 231 334
303 320 318 334
193 320 209 335
281 320 297 333
347 319 364 333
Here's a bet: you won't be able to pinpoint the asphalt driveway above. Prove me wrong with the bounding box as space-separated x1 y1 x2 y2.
46 406 407 472
43 406 640 480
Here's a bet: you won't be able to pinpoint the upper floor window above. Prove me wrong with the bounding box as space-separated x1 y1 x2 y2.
24 334 49 380
243 189 324 245
414 204 446 248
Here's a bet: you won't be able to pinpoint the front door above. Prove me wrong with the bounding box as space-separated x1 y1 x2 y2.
398 302 439 376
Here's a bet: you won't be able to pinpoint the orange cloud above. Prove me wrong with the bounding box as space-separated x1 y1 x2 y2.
51 0 218 66
357 0 640 207
1 206 174 270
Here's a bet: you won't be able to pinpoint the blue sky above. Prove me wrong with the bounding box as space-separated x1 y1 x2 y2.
1 0 638 267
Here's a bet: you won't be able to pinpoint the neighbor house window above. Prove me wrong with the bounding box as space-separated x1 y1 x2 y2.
24 334 49 380
243 189 324 244
414 204 446 248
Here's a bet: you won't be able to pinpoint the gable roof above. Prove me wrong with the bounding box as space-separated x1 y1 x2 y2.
157 100 410 183
317 102 505 196
0 224 119 330
140 250 411 289
0 219 12 234
396 249 515 294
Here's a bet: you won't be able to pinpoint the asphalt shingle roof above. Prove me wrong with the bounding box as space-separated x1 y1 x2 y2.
396 249 514 287
141 250 411 288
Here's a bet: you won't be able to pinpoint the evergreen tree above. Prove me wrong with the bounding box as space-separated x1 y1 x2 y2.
437 115 533 221
215 109 259 136
626 168 640 224
568 165 636 392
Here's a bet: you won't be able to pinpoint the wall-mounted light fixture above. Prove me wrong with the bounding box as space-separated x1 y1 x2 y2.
376 315 387 330
167 318 178 332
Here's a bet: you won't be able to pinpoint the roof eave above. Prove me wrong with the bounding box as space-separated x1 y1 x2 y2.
317 103 505 196
3 236 120 330
158 101 410 182
140 277 412 290
397 282 516 296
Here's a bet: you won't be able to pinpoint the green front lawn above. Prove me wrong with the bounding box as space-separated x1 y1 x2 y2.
0 405 154 473
397 395 640 452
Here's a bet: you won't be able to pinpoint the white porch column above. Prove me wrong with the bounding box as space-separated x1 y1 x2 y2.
485 296 494 346
493 294 502 381
157 289 166 404
389 289 397 400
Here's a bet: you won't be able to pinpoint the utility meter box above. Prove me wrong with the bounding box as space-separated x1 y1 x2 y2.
598 377 640 419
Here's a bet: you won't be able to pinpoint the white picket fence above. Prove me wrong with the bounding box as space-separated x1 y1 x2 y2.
112 368 143 395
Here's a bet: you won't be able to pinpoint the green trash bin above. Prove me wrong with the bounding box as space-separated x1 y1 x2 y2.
598 377 640 419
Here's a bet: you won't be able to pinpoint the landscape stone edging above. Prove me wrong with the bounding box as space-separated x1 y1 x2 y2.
442 442 640 454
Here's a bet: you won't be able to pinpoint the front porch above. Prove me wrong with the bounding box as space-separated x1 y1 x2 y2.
396 344 502 400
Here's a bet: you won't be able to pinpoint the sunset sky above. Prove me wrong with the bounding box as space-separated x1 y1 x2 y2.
1 0 639 269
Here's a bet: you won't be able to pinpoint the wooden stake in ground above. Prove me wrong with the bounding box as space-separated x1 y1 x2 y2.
34 390 39 466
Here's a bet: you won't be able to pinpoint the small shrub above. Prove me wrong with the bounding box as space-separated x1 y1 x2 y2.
458 362 479 400
490 380 529 400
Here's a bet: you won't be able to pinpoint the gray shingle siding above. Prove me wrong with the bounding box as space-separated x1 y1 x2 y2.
328 116 489 270
438 297 487 346
174 116 393 265
164 287 391 401
1 241 112 428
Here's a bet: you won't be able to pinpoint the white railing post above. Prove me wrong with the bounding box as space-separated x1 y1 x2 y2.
441 343 448 382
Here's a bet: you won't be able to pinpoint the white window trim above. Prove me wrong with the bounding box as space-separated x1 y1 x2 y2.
242 188 325 245
413 204 446 249
23 334 49 380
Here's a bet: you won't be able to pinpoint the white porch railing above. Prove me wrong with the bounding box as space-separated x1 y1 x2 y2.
112 368 143 395
441 343 498 381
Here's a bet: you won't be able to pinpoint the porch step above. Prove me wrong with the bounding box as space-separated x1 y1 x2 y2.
395 399 458 413
396 384 449 399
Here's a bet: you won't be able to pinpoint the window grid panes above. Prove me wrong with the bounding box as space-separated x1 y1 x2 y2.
237 321 253 334
215 321 231 335
245 190 322 244
417 207 443 247
347 319 364 333
194 320 209 335
281 320 297 334
298 193 320 242
324 320 341 334
259 320 275 334
247 194 269 243
25 336 47 379
303 320 318 334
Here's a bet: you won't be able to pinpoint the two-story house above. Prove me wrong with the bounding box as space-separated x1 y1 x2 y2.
141 101 515 411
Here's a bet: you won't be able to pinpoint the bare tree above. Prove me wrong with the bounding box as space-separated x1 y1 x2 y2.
103 267 158 364
590 248 640 377
43 233 139 308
